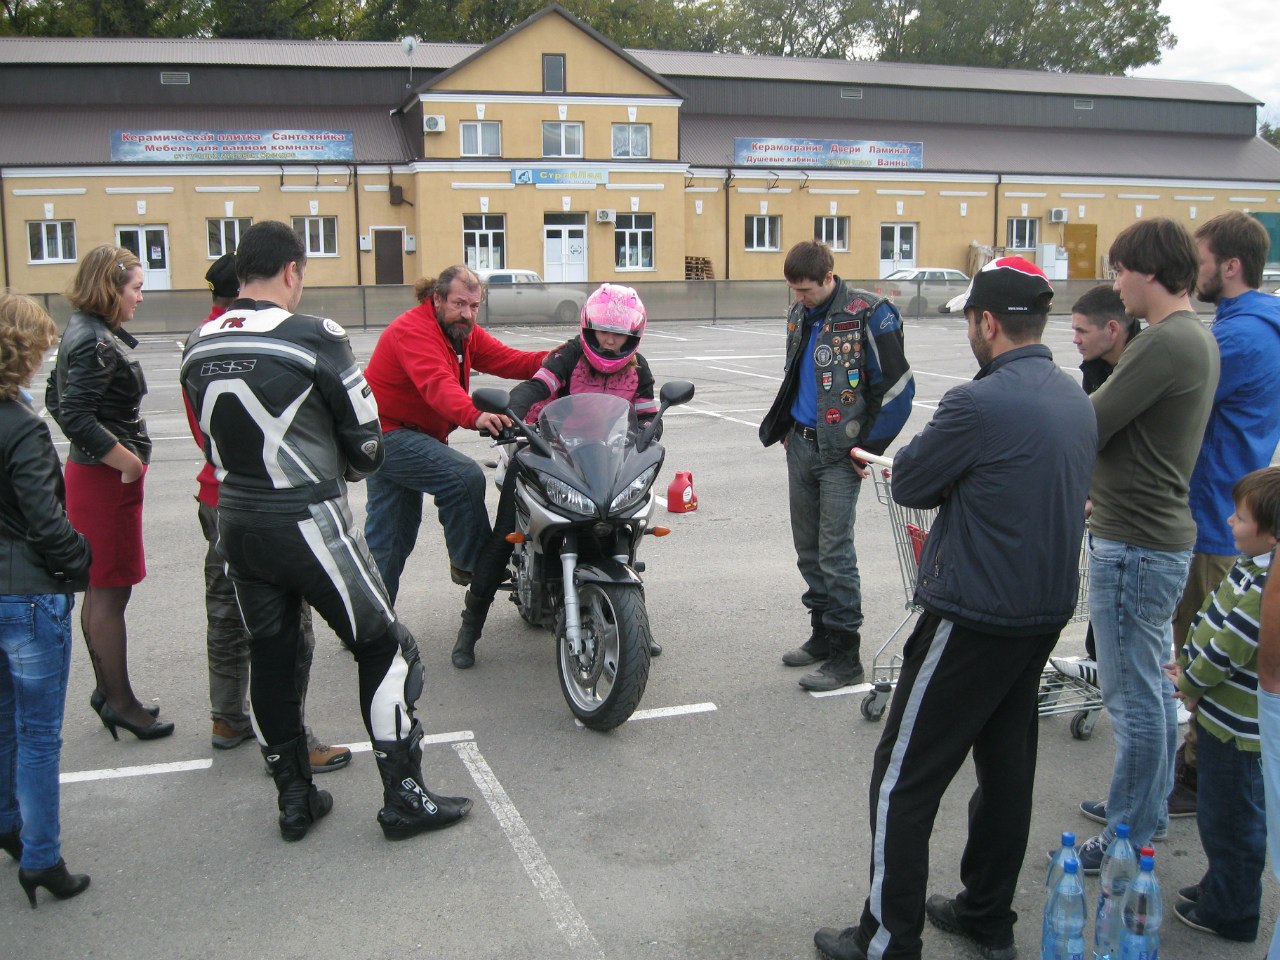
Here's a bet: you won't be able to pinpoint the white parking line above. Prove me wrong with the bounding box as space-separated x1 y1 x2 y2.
702 364 782 381
808 681 876 700
455 740 604 960
698 324 785 337
572 701 718 727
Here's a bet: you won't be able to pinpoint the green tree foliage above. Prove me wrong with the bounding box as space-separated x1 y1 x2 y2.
1261 121 1280 149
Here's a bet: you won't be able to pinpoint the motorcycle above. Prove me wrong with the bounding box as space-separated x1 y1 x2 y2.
471 379 695 730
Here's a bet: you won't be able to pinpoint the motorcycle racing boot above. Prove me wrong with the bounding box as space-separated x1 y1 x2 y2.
452 590 492 669
783 610 831 667
373 720 473 840
798 629 865 691
262 734 333 841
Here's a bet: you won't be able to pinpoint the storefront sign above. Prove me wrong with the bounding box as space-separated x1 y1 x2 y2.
111 130 355 162
734 137 924 170
511 168 609 185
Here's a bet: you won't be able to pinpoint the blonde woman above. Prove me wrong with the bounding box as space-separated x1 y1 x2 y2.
0 293 92 906
46 246 171 740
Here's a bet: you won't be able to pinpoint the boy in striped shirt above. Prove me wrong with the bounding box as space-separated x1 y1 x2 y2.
1165 465 1280 943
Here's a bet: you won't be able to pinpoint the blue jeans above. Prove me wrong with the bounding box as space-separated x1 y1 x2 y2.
1088 536 1189 846
0 593 74 870
1257 688 1280 957
363 428 491 605
1194 721 1264 941
785 430 863 634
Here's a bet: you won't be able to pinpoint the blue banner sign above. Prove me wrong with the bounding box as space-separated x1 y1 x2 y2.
111 130 355 162
511 168 609 185
734 137 924 170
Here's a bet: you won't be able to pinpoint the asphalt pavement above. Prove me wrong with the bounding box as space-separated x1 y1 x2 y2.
3 311 1271 960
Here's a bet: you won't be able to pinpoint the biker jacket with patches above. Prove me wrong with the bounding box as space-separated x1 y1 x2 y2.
759 280 915 459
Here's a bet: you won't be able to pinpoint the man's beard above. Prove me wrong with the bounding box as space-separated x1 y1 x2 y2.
442 318 473 351
1196 269 1223 305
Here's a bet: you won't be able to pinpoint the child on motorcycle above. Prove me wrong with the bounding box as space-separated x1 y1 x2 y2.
452 283 661 669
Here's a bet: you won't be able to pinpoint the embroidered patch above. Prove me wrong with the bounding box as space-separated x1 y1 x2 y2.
825 407 842 425
833 319 860 333
814 344 835 367
821 371 833 390
840 389 856 405
848 369 861 388
321 318 347 339
846 299 870 314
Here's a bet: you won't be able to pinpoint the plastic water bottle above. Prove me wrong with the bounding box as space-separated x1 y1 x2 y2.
1042 858 1087 960
1117 855 1161 960
1046 831 1079 888
1093 824 1137 960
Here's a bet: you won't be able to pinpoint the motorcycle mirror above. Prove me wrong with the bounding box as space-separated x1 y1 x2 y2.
472 387 511 415
659 379 695 407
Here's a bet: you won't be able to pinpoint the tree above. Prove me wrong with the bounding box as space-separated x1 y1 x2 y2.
1261 121 1280 149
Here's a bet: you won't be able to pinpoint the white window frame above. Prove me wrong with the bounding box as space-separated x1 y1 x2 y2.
460 121 501 157
463 214 506 270
614 214 654 271
745 215 781 252
27 219 76 263
542 121 583 159
207 217 252 258
815 216 849 252
611 123 650 159
1006 217 1039 250
291 216 338 257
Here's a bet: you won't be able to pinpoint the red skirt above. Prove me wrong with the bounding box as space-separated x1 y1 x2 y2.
65 460 147 588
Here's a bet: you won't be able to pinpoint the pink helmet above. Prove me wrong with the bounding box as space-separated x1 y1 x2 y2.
580 283 646 374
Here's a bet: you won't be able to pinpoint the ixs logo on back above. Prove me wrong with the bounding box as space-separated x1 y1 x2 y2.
199 358 258 376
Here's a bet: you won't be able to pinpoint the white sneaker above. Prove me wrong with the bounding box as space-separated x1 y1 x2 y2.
1176 702 1193 726
1050 656 1099 689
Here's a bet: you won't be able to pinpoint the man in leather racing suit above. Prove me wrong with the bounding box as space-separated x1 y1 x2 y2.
180 221 470 842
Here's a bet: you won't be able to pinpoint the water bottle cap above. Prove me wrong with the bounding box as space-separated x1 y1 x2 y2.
1139 846 1155 858
1063 858 1078 873
1139 855 1154 870
1115 823 1130 838
1061 831 1075 846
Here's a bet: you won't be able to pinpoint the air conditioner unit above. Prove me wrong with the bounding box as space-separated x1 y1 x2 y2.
595 208 616 224
423 114 446 133
1049 207 1069 223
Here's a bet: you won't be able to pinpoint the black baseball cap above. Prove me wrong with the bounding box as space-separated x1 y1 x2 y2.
205 253 239 299
942 256 1053 315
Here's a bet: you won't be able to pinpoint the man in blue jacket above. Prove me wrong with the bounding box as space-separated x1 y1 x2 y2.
1163 211 1280 817
813 257 1096 960
760 241 915 692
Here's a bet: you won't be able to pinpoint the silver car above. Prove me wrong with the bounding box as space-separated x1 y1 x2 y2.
875 267 971 317
477 269 587 324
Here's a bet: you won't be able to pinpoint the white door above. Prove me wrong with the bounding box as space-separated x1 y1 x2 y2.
543 214 587 283
879 223 917 277
116 225 171 290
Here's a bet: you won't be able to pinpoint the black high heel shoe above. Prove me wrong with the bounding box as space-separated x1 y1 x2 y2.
0 830 21 862
97 702 174 741
90 689 159 719
18 859 89 908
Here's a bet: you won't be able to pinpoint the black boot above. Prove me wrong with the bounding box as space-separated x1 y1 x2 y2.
782 611 830 667
799 629 864 691
18 859 89 909
262 735 332 841
373 720 473 840
452 590 492 669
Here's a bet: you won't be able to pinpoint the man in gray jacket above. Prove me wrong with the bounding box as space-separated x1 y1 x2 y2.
814 257 1096 960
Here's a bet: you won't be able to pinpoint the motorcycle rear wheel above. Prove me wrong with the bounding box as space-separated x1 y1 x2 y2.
557 582 652 731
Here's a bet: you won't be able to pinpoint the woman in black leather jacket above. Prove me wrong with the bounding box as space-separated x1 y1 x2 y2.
0 293 93 906
45 245 172 741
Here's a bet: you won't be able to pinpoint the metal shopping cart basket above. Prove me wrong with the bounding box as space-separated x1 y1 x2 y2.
853 449 1103 739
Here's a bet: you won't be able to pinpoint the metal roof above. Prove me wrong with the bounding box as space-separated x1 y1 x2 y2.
0 105 410 165
681 114 1280 182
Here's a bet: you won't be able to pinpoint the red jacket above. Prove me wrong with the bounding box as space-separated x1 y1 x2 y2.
187 304 224 506
365 300 547 442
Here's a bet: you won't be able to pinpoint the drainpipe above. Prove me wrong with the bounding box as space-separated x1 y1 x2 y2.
0 166 9 292
723 169 732 281
992 173 1003 253
351 164 365 327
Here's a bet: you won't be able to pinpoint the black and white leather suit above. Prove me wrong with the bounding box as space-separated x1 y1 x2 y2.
180 299 423 747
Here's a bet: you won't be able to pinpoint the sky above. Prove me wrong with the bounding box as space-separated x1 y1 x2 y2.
1132 0 1280 124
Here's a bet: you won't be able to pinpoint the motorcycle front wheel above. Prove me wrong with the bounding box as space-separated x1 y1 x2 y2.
557 582 652 731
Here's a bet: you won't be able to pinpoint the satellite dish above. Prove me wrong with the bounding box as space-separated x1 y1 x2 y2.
401 36 418 57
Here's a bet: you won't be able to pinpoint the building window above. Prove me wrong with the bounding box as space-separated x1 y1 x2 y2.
1006 217 1039 250
615 214 654 270
612 123 650 159
745 215 781 251
27 220 77 263
461 121 501 157
543 54 566 94
814 216 849 252
208 217 252 258
291 216 338 256
542 121 583 159
464 214 506 270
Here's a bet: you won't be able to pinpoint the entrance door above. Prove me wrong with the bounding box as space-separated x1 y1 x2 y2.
373 229 404 285
543 214 587 283
879 223 917 277
1063 223 1098 279
116 225 171 290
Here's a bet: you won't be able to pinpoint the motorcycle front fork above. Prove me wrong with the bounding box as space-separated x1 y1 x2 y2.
559 532 583 656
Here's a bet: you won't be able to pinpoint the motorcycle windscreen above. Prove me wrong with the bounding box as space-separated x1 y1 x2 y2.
537 393 637 496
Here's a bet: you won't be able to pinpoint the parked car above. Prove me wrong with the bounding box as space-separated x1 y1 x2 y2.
874 267 970 316
476 268 587 324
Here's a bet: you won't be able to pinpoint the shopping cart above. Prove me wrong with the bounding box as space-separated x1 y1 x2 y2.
852 449 1103 740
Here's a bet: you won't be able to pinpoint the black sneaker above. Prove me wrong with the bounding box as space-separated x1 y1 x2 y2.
924 895 1016 960
1177 884 1200 904
782 634 830 667
1173 899 1258 942
799 653 865 691
813 926 868 960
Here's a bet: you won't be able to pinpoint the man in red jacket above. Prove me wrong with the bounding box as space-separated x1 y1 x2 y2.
363 265 547 604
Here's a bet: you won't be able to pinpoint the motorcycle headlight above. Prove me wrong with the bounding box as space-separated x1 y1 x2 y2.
610 465 658 513
541 475 595 515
